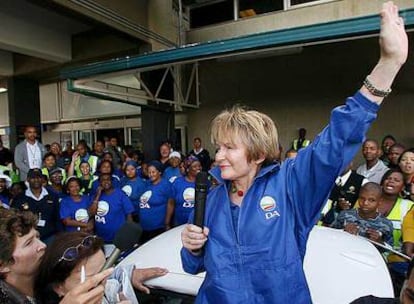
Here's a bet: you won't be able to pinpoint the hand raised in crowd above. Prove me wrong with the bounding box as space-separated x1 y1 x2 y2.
379 1 408 66
72 151 79 161
181 224 209 254
131 267 169 294
344 223 359 235
59 268 114 304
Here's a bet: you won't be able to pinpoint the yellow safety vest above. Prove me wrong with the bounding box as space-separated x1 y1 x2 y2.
293 139 310 151
74 155 98 177
386 197 414 262
41 167 67 185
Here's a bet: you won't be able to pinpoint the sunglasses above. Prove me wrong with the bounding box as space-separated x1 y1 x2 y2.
57 235 97 264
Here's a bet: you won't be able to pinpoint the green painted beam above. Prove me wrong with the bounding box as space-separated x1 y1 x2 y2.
61 8 414 79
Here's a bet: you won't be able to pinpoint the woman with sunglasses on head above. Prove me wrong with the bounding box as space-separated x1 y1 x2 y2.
35 231 168 304
0 208 114 304
60 176 94 233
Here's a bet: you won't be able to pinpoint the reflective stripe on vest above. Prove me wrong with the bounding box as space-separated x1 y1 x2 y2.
387 197 414 249
293 139 310 151
75 156 98 177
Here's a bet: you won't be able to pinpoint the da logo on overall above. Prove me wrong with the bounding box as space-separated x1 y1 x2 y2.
260 196 280 220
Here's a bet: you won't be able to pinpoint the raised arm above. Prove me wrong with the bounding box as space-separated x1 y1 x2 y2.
360 1 408 105
287 1 408 239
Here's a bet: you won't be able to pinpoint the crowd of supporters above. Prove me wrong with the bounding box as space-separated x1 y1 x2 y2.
0 125 413 294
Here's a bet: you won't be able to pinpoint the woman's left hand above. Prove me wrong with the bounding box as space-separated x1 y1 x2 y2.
131 267 169 294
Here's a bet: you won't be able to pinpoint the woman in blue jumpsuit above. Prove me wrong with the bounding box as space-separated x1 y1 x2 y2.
180 3 408 303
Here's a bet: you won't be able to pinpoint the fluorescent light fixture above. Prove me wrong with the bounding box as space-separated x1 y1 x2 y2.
0 87 7 93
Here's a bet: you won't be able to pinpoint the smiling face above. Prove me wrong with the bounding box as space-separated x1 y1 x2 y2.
67 179 81 197
159 144 170 159
44 155 56 169
99 174 112 191
187 160 202 177
79 162 91 176
50 172 63 186
148 165 161 184
215 137 262 183
50 143 61 156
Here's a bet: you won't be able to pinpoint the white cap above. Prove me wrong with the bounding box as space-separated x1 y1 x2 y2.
0 174 12 188
169 151 181 159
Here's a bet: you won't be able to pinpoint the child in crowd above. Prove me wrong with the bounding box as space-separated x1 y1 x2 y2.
331 182 394 247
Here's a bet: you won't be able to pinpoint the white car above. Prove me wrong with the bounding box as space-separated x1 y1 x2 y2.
119 225 394 304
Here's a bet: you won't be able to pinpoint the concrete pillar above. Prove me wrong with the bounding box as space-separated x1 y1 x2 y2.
141 107 175 161
7 77 40 148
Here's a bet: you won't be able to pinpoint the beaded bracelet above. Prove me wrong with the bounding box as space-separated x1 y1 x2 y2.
363 76 392 98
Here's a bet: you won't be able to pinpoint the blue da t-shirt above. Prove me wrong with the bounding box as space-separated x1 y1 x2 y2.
163 167 183 184
139 178 173 231
95 188 134 242
171 176 196 225
60 195 92 232
120 177 147 214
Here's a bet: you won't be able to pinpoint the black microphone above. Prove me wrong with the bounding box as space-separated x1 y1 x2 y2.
100 221 142 271
194 172 209 228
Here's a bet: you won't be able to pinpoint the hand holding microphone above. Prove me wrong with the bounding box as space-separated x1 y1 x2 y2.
181 172 209 255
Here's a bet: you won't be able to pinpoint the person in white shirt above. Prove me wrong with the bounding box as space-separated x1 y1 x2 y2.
14 126 47 181
357 139 389 184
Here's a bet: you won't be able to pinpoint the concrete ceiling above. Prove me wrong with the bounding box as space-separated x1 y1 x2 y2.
0 0 149 81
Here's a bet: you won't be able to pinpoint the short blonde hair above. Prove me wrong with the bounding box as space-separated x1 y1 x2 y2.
210 105 279 163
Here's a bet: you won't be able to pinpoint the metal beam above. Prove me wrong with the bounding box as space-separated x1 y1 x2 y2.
61 8 414 79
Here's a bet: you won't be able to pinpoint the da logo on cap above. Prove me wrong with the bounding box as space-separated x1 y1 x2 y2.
260 196 276 212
